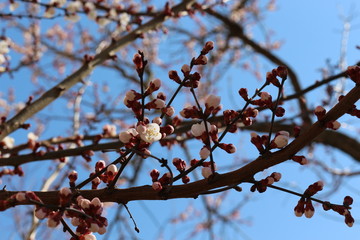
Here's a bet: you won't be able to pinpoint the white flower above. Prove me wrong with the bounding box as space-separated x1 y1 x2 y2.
140 123 162 143
66 1 82 13
0 40 9 54
2 136 14 149
27 132 39 141
191 121 211 137
119 13 130 29
205 95 221 109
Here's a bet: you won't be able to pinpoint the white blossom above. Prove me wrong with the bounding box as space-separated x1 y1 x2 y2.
0 40 9 54
140 123 162 143
205 94 221 109
191 121 211 137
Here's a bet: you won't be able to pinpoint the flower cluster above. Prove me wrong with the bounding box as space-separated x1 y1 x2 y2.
250 172 281 193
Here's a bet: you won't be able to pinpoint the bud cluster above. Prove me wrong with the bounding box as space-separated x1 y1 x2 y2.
34 190 108 239
150 169 172 192
322 196 354 227
294 181 324 218
168 41 214 88
250 172 281 193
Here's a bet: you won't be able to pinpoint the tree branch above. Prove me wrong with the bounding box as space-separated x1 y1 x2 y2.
2 84 358 204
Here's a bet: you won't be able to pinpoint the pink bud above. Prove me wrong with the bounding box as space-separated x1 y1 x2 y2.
91 197 102 207
60 187 72 197
80 199 91 209
260 92 271 101
165 106 175 116
202 41 214 54
205 95 221 109
107 164 118 174
152 181 162 191
133 53 143 70
193 55 208 65
273 134 289 148
15 192 26 202
150 169 160 181
314 106 326 120
181 64 190 75
152 117 162 125
199 146 211 159
154 99 165 109
201 167 213 178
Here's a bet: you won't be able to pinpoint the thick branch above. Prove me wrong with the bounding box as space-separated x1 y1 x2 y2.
2 84 359 205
